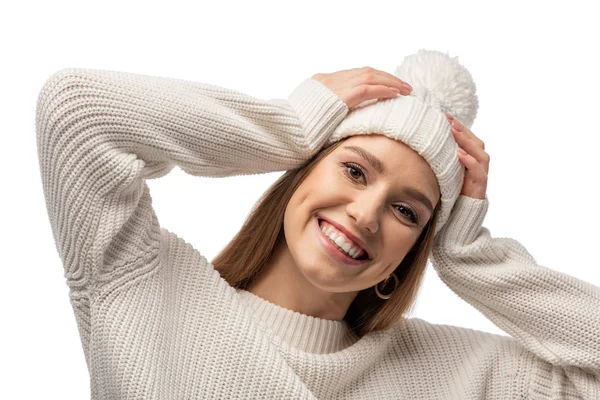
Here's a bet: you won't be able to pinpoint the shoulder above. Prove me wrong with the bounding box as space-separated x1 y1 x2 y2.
384 318 536 397
399 317 510 340
158 227 222 283
390 317 528 361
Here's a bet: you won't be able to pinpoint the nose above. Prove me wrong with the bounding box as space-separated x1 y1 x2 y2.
345 192 383 234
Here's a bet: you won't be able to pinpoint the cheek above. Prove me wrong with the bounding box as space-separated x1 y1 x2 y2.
290 172 341 215
312 171 348 203
283 180 315 244
286 183 310 223
376 230 416 269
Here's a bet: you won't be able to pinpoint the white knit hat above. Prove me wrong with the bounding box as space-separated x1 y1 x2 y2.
324 49 479 237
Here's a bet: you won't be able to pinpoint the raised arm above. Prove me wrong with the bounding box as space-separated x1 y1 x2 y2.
430 195 600 398
35 68 349 293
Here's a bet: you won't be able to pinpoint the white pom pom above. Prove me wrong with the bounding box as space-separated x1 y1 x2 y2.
394 49 479 129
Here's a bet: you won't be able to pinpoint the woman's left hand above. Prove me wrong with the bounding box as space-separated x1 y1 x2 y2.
444 112 489 200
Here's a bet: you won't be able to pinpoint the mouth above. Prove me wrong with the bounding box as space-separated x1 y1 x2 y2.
316 217 372 264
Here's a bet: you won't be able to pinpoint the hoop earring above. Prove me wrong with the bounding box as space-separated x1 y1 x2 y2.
375 272 399 300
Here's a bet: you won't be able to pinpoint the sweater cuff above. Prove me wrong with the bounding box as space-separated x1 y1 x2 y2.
435 194 490 248
287 78 349 156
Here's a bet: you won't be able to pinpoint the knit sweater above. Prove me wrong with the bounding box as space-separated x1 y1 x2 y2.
35 68 600 399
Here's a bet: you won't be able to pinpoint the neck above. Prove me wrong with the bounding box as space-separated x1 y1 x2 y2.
248 237 358 321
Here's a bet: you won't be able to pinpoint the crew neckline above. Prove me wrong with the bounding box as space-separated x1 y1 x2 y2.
235 288 359 354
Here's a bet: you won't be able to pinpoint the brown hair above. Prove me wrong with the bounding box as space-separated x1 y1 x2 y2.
211 137 440 338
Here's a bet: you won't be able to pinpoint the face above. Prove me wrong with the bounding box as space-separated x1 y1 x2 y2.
282 134 441 294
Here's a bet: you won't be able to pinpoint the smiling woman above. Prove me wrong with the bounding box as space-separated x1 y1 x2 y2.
212 133 442 335
36 49 600 399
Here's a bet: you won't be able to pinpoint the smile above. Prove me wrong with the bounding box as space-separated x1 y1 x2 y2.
315 217 371 266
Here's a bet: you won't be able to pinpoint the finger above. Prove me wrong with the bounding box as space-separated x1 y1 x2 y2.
345 84 402 106
331 66 399 83
348 70 412 95
457 150 488 184
370 69 413 92
451 128 490 174
314 67 378 84
449 117 485 150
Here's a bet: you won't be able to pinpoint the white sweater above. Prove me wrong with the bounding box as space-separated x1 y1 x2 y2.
35 68 600 399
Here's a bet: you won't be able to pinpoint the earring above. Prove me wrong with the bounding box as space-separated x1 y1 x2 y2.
375 272 399 300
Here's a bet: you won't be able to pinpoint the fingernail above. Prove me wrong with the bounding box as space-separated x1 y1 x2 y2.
458 148 467 155
451 121 461 131
402 82 413 91
444 112 453 120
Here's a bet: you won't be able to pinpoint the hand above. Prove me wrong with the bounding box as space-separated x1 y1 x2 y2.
444 112 489 200
312 66 413 109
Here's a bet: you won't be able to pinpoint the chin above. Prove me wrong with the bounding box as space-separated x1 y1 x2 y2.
296 244 360 291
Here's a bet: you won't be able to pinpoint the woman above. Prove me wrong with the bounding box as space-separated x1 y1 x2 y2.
36 49 599 399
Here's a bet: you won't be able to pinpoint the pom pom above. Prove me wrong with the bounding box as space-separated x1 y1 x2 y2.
394 49 479 129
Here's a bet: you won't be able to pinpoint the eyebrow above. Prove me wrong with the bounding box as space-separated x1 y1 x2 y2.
342 145 435 214
343 145 386 174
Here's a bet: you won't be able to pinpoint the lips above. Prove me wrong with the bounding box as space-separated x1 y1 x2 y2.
316 218 370 266
317 217 372 260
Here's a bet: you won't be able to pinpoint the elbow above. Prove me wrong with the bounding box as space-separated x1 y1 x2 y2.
36 68 82 123
36 67 98 142
37 68 85 110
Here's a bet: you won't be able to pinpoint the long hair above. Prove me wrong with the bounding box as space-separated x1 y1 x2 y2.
211 137 441 338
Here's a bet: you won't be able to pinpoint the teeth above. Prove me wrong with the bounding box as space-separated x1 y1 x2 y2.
320 220 365 259
335 236 350 252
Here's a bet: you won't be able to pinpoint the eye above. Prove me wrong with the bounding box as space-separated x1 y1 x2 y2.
393 204 419 225
341 162 420 225
341 162 366 183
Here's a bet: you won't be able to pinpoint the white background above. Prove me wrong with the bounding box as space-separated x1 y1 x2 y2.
2 0 599 398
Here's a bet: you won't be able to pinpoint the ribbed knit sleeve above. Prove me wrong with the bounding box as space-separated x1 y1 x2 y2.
430 195 600 399
35 68 349 294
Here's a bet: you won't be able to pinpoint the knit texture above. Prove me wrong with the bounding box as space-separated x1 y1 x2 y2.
36 68 600 399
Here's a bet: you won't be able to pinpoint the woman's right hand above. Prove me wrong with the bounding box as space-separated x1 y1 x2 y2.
312 67 413 109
